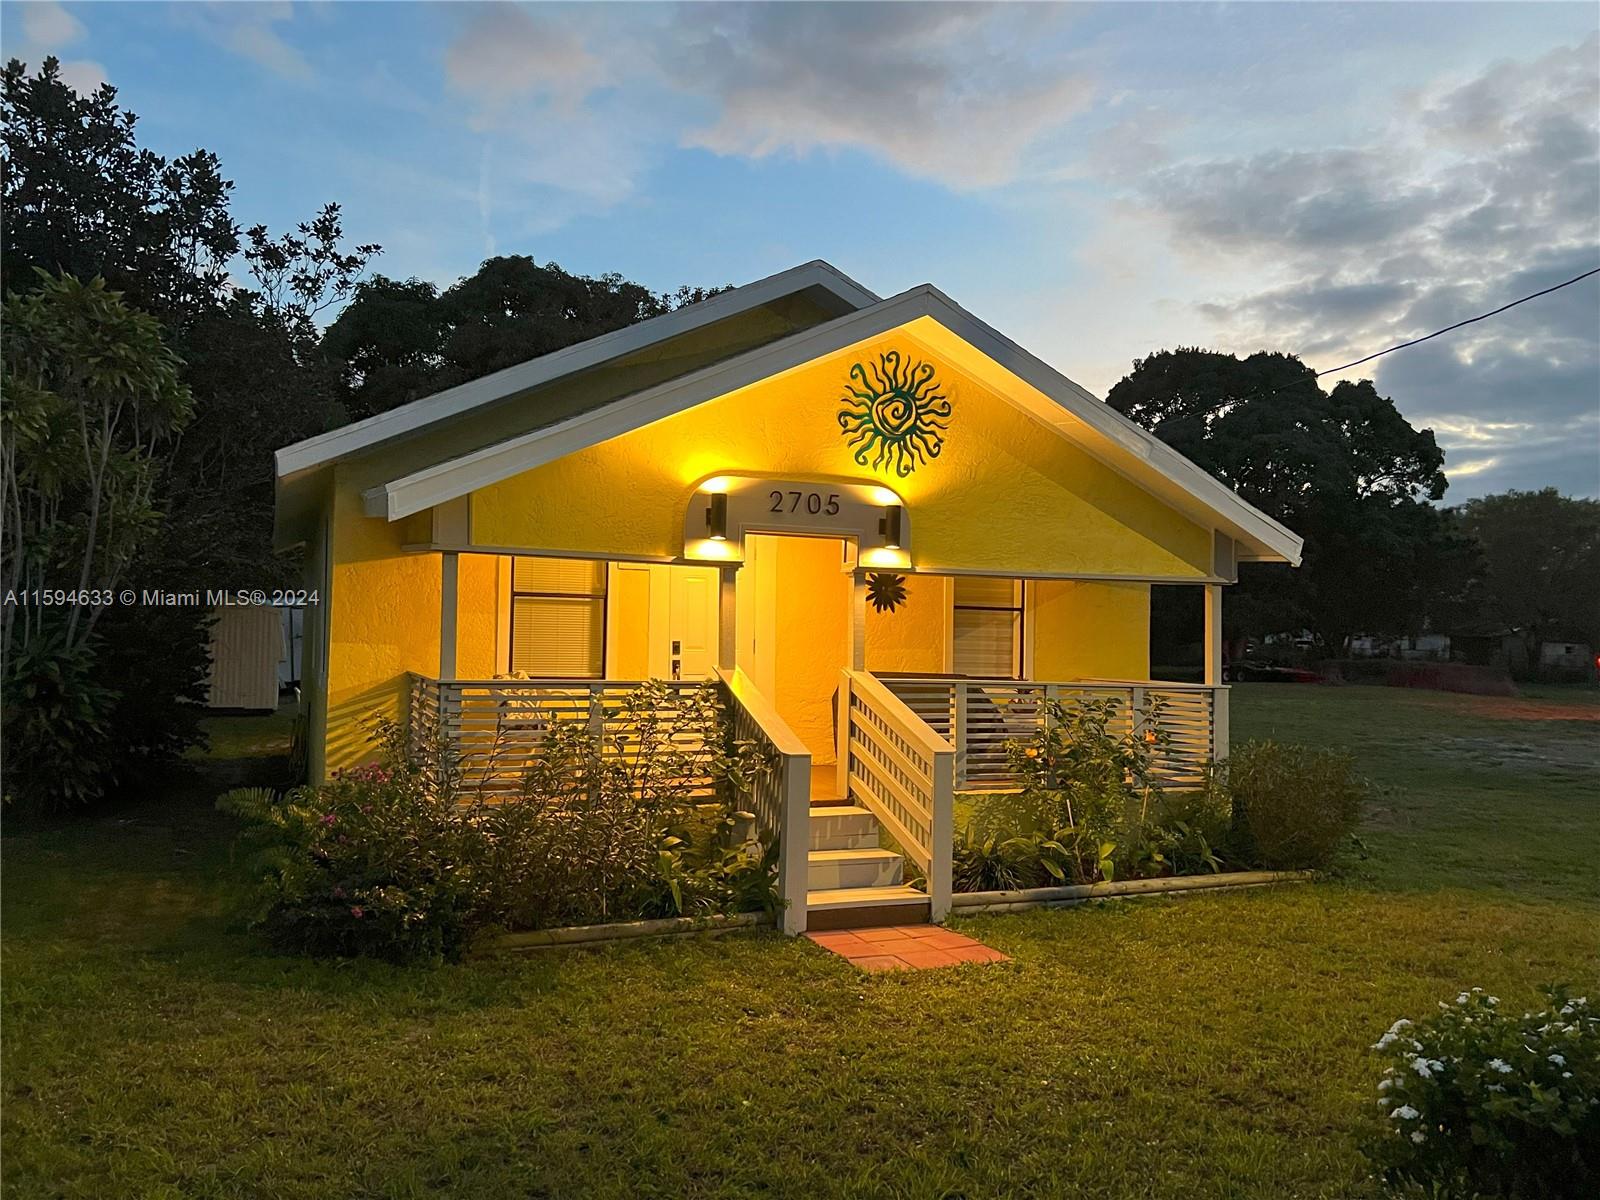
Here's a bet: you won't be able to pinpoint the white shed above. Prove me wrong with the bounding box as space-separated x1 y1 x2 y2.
206 605 284 711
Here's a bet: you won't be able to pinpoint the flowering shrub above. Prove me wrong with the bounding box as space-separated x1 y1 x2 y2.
219 682 778 963
992 695 1228 887
1367 986 1598 1197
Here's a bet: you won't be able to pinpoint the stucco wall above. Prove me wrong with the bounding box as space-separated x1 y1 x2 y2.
864 574 949 674
1031 580 1151 680
464 331 1213 578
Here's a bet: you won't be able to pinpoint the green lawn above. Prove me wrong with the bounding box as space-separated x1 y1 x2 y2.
5 685 1597 1199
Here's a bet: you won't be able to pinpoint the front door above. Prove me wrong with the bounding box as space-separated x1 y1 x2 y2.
736 534 852 762
668 565 718 680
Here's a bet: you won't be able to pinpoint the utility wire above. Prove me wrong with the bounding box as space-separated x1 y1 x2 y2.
1309 265 1600 379
1159 265 1600 415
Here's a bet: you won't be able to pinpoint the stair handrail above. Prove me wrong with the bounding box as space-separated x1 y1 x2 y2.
716 667 811 935
839 669 955 921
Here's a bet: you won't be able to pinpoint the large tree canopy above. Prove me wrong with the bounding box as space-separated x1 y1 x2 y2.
1107 348 1473 653
1453 489 1600 651
324 259 728 420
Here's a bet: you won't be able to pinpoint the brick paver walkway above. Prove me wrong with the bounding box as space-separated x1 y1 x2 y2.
805 925 1009 972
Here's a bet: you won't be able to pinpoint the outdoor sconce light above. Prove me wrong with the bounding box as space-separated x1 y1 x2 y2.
705 491 728 541
879 504 903 550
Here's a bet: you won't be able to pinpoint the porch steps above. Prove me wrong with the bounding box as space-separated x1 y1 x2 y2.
805 803 931 930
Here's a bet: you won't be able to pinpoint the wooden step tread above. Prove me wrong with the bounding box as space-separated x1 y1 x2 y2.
807 847 901 865
808 805 874 821
807 885 929 910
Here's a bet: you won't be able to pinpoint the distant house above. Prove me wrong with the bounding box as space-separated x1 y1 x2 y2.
1539 639 1595 680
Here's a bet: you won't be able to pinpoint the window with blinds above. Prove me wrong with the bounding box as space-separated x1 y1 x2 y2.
952 576 1023 678
509 557 607 678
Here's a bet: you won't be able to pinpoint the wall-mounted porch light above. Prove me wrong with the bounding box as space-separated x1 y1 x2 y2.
705 491 729 541
878 504 903 550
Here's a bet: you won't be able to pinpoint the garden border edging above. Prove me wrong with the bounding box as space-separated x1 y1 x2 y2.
952 870 1315 914
486 911 773 954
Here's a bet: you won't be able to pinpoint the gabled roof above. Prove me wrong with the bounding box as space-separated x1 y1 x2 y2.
276 259 878 483
344 280 1303 565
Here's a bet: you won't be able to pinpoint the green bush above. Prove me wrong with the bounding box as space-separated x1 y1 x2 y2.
952 823 1043 893
1224 740 1365 870
219 681 778 963
1366 986 1598 1197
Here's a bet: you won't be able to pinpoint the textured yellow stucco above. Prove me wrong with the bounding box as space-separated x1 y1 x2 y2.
467 330 1213 578
864 574 949 674
1031 580 1151 681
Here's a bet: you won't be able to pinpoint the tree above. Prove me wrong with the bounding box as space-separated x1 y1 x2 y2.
1 274 192 651
1454 489 1600 655
3 58 381 591
1107 348 1473 654
325 258 729 419
0 274 204 812
1 58 381 809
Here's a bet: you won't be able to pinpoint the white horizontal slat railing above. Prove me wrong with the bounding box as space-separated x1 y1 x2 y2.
837 669 955 921
717 667 812 935
875 675 1227 791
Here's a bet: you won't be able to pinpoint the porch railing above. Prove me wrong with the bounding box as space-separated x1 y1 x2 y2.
406 671 813 934
717 667 811 935
406 675 723 798
875 675 1227 790
838 669 954 921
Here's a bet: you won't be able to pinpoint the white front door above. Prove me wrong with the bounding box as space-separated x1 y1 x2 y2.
667 565 719 680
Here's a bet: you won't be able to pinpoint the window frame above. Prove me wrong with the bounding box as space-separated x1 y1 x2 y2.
507 557 610 680
950 577 1027 680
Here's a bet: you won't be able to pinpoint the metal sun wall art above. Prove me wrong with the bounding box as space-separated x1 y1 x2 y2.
837 349 951 477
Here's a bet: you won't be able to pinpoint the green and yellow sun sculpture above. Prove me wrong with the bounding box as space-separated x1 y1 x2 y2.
837 349 951 477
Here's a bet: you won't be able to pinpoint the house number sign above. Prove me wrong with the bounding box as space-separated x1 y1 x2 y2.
767 488 842 517
681 475 908 563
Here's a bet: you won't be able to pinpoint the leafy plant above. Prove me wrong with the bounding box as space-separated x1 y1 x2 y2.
219 682 778 963
1223 740 1365 870
1001 695 1172 884
1366 985 1598 1197
952 823 1041 892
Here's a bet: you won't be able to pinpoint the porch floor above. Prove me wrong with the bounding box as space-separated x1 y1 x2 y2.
804 926 1010 972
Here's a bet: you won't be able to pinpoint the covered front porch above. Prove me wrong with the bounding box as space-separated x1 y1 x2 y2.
406 608 1229 937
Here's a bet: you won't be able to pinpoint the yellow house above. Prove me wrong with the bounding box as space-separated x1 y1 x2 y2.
274 261 1301 935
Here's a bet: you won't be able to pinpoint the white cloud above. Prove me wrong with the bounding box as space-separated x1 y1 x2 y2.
443 3 604 117
176 2 311 81
661 3 1094 188
1111 35 1600 497
9 1 106 90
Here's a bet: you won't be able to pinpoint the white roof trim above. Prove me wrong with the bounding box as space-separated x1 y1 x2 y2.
361 285 1304 566
275 259 878 480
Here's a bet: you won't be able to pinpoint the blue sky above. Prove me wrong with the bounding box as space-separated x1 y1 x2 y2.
6 1 1598 498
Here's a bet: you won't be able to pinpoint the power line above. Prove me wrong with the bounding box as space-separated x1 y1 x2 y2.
1310 265 1600 379
1164 264 1600 419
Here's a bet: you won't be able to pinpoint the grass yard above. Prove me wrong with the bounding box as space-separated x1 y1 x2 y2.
4 684 1597 1199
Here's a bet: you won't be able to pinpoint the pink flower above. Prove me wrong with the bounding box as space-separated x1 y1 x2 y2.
350 906 364 919
321 812 336 825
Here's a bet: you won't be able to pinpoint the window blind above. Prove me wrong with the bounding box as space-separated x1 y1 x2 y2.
952 576 1022 678
509 557 607 678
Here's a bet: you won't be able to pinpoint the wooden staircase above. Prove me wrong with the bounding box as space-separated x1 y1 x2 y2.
806 796 931 931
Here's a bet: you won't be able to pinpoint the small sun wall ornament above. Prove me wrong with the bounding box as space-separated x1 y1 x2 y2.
837 349 951 477
866 572 909 614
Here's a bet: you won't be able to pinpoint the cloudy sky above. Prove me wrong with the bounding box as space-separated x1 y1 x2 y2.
6 1 1598 498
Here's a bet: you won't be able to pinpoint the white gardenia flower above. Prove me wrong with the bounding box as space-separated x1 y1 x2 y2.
1549 1054 1567 1067
1390 1105 1420 1120
1410 1130 1427 1144
1487 1084 1506 1093
1378 1079 1394 1091
1410 1059 1434 1080
1488 1059 1513 1074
